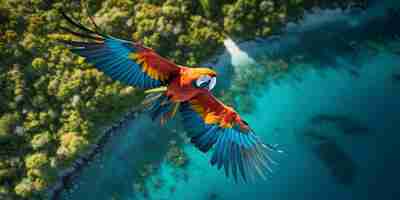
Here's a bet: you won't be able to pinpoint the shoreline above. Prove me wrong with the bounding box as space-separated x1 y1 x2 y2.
47 107 142 200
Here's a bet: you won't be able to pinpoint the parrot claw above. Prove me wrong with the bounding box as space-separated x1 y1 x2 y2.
144 86 167 94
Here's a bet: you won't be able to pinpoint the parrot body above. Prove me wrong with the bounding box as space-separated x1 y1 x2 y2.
166 66 216 102
58 12 281 183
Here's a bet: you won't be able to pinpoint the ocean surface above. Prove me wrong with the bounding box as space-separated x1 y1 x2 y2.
61 1 400 200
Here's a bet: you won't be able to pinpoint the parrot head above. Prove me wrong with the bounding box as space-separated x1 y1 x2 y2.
180 67 217 91
193 68 217 91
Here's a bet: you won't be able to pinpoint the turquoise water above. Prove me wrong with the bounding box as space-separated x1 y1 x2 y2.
61 2 400 200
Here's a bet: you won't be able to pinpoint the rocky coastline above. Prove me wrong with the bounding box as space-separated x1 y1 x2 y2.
47 107 142 200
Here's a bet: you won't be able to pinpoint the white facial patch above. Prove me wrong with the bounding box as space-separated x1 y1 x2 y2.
196 75 212 88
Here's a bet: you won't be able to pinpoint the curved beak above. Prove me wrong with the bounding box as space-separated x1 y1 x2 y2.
208 77 216 91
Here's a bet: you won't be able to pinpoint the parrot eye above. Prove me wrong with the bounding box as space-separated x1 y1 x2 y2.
195 76 216 90
195 75 212 89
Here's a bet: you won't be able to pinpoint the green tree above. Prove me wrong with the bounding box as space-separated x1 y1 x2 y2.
25 153 49 170
31 132 52 150
0 113 18 142
57 132 89 160
14 178 34 198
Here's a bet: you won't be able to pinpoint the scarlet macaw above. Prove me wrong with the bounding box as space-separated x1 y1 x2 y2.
58 12 281 182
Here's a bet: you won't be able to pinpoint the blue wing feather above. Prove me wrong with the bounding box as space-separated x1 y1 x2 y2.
59 12 178 89
231 144 238 182
180 102 279 183
223 131 232 177
66 38 163 89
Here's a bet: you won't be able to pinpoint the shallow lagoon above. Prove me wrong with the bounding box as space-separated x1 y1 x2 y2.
61 2 400 200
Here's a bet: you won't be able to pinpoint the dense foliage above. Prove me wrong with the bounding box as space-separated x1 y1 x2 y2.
0 0 366 199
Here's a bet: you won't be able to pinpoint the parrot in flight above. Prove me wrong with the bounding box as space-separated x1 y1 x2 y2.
58 11 282 183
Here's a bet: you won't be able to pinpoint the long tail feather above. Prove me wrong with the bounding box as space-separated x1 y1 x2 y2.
59 26 103 40
57 39 103 47
60 11 102 36
59 9 108 41
82 0 102 33
88 15 101 33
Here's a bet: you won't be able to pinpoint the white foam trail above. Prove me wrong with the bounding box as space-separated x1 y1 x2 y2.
223 37 257 68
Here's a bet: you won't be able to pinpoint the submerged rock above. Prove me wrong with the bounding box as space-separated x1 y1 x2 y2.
311 114 370 136
207 192 219 200
165 143 188 168
302 130 330 144
300 128 357 185
299 113 369 185
348 68 361 78
312 140 357 185
133 182 145 193
182 172 189 182
169 186 176 193
138 163 156 179
152 178 164 190
392 73 400 82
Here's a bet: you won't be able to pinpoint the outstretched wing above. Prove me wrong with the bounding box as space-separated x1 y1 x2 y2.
180 91 281 183
58 12 180 89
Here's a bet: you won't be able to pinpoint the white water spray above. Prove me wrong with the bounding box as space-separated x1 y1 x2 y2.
223 37 257 68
